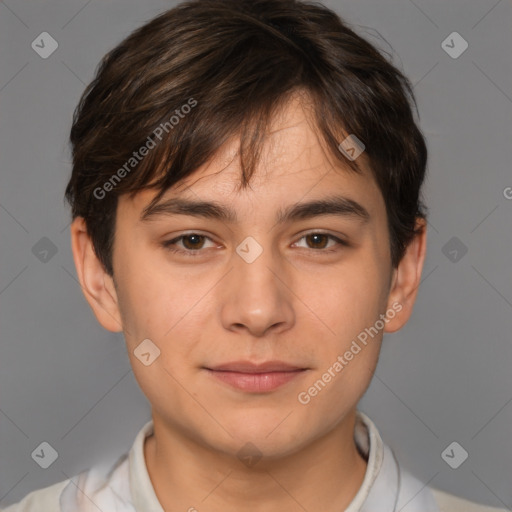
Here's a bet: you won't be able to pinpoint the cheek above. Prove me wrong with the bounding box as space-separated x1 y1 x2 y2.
113 240 178 332
114 247 214 368
306 259 388 348
298 272 385 413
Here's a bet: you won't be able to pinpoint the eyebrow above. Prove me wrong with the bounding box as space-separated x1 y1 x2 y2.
140 194 370 225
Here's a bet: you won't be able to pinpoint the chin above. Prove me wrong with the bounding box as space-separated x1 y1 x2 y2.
223 415 309 453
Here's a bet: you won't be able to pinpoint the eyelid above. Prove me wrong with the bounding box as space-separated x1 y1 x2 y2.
162 231 218 252
291 230 349 253
162 230 349 256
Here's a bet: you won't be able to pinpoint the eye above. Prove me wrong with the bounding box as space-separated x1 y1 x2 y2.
292 232 348 252
161 233 217 256
161 231 349 257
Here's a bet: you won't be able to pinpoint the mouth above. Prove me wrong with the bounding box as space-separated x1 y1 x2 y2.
203 361 309 392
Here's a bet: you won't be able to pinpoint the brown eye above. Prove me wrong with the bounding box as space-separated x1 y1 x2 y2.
162 233 215 256
305 233 330 249
294 232 348 252
181 234 206 250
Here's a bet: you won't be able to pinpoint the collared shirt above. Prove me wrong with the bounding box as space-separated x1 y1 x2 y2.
2 410 506 512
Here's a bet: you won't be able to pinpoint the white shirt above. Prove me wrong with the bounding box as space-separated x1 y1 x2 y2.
2 410 506 512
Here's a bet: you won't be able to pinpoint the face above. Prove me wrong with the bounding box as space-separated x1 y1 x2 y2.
72 92 425 461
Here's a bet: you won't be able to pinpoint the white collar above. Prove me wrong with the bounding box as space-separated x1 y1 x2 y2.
57 410 437 511
128 409 426 512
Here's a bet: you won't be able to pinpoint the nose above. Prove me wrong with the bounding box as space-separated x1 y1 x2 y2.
220 240 296 338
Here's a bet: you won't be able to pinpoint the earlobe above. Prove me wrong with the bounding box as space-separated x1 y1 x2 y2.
384 218 428 333
70 217 124 333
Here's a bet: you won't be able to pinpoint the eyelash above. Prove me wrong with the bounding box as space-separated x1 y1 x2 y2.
161 232 349 257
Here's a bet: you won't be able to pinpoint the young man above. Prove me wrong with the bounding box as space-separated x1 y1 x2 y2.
3 1 506 511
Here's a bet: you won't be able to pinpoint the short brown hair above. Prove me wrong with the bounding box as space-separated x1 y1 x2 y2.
65 0 428 276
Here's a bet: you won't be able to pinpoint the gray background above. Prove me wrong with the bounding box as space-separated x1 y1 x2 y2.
1 0 511 509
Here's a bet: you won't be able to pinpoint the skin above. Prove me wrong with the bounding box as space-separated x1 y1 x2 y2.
71 91 427 512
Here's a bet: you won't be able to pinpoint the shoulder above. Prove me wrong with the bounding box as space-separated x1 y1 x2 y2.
1 452 133 512
431 488 508 512
1 479 70 512
394 457 507 512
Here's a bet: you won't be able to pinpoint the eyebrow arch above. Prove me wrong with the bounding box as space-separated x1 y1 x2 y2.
140 194 370 225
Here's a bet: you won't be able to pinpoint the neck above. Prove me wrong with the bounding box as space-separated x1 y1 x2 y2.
144 411 368 512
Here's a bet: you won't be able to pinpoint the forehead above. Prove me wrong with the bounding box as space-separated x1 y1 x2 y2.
121 92 382 218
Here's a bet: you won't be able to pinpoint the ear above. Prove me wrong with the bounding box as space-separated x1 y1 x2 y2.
70 217 123 333
384 217 427 333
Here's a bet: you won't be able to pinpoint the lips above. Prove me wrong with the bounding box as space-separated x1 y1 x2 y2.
204 361 308 392
207 361 304 373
